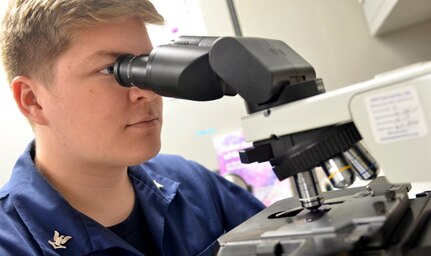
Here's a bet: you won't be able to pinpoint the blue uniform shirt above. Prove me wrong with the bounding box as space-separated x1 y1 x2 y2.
0 142 265 255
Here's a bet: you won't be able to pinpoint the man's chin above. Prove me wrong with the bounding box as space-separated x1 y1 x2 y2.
126 148 161 166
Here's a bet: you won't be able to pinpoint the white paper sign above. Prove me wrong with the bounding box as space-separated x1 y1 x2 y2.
366 86 428 144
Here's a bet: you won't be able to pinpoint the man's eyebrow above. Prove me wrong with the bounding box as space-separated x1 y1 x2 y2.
85 50 125 61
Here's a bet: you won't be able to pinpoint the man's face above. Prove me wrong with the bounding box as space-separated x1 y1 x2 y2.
38 17 163 167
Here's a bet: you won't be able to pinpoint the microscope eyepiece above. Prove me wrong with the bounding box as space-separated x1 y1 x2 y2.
114 54 149 88
112 41 229 101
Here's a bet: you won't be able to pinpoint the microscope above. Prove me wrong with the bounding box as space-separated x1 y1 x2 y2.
114 36 431 255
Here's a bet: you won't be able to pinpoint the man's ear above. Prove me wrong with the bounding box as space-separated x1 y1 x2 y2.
11 76 48 125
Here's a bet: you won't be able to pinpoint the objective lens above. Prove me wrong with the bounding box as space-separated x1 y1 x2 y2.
293 168 323 210
322 154 356 189
343 143 379 180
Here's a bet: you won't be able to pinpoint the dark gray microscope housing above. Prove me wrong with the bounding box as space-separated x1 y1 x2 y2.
114 36 431 255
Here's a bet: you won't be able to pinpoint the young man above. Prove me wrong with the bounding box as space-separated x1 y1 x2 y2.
0 0 265 255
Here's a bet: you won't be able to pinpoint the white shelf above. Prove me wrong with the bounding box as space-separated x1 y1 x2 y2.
360 0 431 36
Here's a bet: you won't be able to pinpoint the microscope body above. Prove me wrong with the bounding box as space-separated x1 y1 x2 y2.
113 36 431 255
218 62 431 255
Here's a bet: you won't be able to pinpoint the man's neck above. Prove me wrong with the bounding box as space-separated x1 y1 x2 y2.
34 146 136 227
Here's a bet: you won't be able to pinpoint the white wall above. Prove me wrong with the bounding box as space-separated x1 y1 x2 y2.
0 1 35 187
161 96 248 171
0 64 34 187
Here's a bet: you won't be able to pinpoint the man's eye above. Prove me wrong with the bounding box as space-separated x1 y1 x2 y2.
100 65 114 75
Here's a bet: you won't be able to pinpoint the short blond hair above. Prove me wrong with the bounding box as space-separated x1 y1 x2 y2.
0 0 164 85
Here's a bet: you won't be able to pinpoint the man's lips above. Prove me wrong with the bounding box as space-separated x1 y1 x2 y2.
126 117 160 128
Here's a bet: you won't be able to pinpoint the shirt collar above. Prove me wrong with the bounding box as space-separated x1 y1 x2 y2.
128 163 180 250
6 141 180 255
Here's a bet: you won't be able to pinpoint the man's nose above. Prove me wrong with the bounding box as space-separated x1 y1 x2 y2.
128 86 159 102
